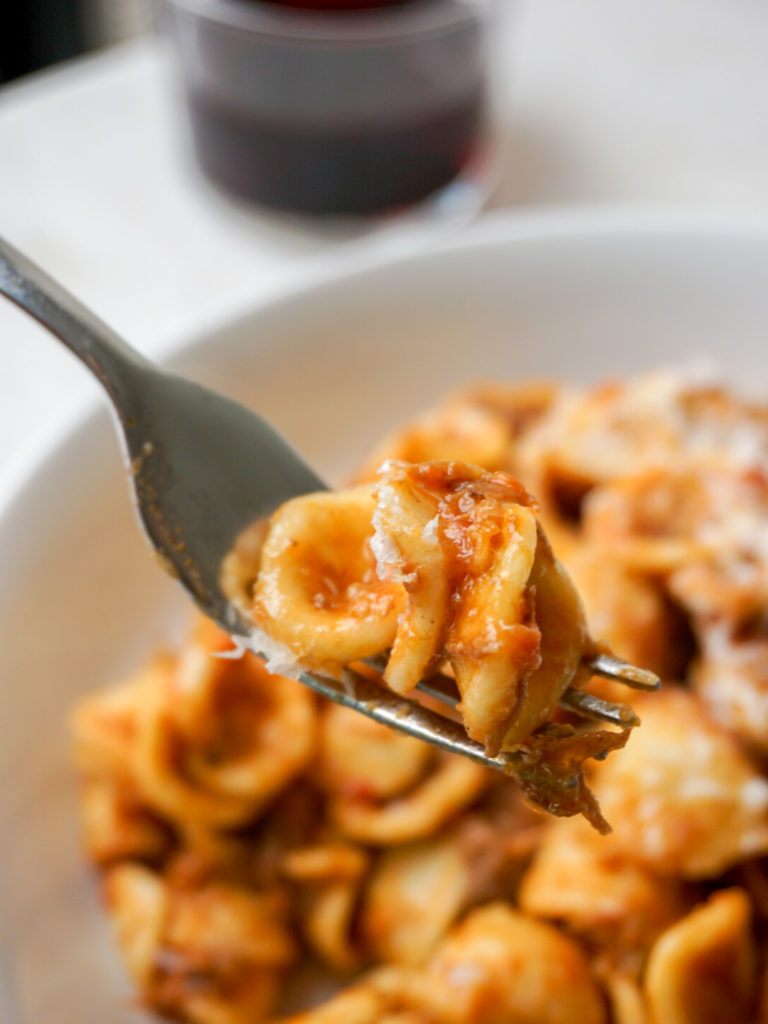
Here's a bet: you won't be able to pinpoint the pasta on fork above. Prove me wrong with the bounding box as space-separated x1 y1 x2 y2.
235 456 642 831
250 459 596 755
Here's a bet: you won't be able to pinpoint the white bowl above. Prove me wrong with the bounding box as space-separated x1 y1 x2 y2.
3 209 768 1022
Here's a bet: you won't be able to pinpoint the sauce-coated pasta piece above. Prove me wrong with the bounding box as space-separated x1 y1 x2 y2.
105 863 295 1024
644 889 755 1024
373 461 594 753
252 460 597 759
591 688 768 877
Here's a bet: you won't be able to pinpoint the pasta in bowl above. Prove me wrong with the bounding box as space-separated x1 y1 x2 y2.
71 371 768 1024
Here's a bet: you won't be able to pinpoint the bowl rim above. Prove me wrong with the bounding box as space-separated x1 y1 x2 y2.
3 204 768 550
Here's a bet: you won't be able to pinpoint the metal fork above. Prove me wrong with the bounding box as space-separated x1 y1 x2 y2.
0 237 659 775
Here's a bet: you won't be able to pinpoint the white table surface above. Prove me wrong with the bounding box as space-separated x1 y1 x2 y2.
3 0 768 486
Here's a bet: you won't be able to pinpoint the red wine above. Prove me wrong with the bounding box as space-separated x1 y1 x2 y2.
173 0 488 215
188 89 485 215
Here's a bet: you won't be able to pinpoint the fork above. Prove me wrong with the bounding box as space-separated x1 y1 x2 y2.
0 237 659 774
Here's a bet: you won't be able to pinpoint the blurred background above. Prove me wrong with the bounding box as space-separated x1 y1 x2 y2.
1 0 152 82
3 0 768 480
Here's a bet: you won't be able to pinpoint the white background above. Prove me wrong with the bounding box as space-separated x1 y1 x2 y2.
2 0 768 479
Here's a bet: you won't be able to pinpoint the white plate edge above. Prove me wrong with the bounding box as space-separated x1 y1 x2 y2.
3 204 768 541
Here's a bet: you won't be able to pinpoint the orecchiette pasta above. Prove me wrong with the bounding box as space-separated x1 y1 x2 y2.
316 703 432 802
73 372 768 1024
519 813 693 968
133 621 317 830
373 460 594 753
105 863 296 1024
360 834 469 965
410 903 608 1024
281 843 370 973
692 630 768 754
73 617 318 837
644 889 755 1024
589 688 768 878
283 904 607 1024
561 544 687 684
353 381 557 484
79 776 172 866
252 486 404 674
327 754 488 847
251 458 600 767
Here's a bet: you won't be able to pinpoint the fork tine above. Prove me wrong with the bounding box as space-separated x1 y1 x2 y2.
415 675 460 707
296 651 648 773
559 687 640 728
300 665 638 777
587 653 661 691
303 666 510 771
414 675 639 729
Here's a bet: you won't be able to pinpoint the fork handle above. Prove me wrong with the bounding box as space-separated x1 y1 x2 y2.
0 235 151 405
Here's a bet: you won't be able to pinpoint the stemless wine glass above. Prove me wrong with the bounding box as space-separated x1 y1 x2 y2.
163 0 506 219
